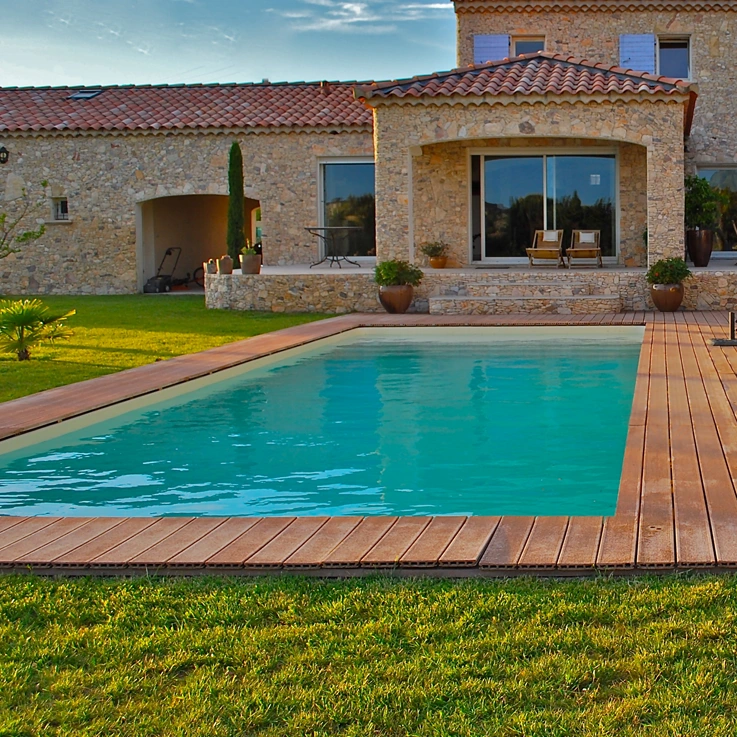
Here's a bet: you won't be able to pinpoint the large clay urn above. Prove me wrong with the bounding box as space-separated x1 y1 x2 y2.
378 285 414 314
686 229 714 267
650 283 684 312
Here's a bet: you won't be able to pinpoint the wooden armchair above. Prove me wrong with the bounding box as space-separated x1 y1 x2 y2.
526 230 564 268
567 230 602 268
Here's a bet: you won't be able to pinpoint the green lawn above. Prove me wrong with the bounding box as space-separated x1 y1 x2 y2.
1 574 736 736
0 296 329 403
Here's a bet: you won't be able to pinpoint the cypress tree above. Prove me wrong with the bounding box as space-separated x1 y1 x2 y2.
226 141 245 262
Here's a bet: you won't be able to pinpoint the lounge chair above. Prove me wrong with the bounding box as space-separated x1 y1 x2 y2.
526 229 564 268
567 230 602 268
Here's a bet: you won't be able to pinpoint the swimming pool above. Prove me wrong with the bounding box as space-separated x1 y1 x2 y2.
0 327 643 518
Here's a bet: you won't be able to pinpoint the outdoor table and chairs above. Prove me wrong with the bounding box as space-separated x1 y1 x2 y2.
306 226 363 268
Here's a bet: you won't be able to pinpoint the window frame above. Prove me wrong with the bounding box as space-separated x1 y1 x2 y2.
511 36 545 57
657 35 692 80
317 157 376 262
48 197 71 224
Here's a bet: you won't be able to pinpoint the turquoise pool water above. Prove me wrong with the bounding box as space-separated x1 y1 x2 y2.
0 327 643 517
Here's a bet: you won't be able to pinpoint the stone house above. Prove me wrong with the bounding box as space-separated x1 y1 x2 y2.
3 0 737 311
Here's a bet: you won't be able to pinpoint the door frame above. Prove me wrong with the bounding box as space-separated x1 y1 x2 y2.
467 147 620 264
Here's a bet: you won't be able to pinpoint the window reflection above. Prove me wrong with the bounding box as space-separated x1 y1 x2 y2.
698 169 737 252
323 163 376 257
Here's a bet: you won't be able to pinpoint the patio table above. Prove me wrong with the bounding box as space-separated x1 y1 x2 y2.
306 226 362 268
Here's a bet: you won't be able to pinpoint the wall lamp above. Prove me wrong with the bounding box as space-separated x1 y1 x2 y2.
0 146 8 165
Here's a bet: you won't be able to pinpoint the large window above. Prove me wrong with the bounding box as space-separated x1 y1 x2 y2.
471 153 616 261
697 168 737 253
322 162 376 258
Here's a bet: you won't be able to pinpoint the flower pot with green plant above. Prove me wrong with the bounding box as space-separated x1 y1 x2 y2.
685 175 728 267
374 260 423 313
646 257 691 311
420 241 449 269
240 245 261 274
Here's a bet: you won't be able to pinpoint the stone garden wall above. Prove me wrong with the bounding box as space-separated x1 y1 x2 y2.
205 268 737 313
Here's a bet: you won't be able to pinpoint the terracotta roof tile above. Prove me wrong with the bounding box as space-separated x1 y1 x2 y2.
356 52 695 101
0 82 372 133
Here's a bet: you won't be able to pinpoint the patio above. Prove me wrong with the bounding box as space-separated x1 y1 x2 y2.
2 311 737 576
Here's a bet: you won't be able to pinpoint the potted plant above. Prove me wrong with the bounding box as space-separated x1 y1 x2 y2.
240 245 261 274
374 259 423 313
685 175 728 267
420 241 449 269
646 257 691 311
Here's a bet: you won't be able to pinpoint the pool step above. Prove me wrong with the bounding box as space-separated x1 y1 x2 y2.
428 293 622 315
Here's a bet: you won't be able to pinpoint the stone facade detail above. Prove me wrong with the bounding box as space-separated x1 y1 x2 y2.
370 97 686 268
455 4 737 169
0 129 372 295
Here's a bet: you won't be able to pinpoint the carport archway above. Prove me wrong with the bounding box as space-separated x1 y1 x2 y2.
138 194 260 290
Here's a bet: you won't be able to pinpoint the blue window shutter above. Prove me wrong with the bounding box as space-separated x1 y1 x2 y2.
474 35 510 64
619 34 656 74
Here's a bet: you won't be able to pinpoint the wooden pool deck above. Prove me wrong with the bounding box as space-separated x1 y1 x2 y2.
2 311 737 577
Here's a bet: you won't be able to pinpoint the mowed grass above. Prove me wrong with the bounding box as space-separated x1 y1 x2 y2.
0 295 329 403
1 575 736 737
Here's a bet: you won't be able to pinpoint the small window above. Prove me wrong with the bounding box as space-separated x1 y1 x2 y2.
513 37 545 56
658 37 690 79
52 198 69 221
68 89 103 100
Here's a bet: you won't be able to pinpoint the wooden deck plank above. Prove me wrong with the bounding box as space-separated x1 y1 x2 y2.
0 517 26 535
15 518 126 566
53 518 157 565
0 517 90 563
0 517 62 552
557 516 603 568
167 518 260 566
205 518 294 566
400 516 467 567
361 517 432 567
438 517 500 567
478 516 535 568
322 517 398 568
669 320 716 566
517 517 570 568
91 518 193 565
636 318 675 568
128 518 226 565
245 517 329 568
284 517 363 568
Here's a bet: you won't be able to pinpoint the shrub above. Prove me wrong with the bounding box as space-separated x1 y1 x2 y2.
374 260 424 287
0 299 75 361
226 141 246 262
645 257 692 285
419 241 449 258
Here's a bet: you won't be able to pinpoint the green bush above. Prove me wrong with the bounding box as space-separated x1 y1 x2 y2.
645 257 692 285
0 298 75 361
374 260 424 287
419 241 449 258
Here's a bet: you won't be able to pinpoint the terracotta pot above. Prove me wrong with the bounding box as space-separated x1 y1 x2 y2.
429 256 447 269
204 260 217 275
650 283 684 312
216 255 233 275
686 229 714 267
239 254 261 274
378 285 414 314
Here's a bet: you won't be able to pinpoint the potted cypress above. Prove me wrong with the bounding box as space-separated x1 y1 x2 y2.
374 260 423 313
685 175 727 267
646 257 691 311
227 141 246 266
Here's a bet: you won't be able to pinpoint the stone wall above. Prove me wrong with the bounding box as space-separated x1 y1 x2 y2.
456 5 737 167
412 137 648 268
205 268 737 313
0 128 372 295
372 97 686 267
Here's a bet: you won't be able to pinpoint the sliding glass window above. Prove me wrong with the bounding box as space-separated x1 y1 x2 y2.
471 153 616 261
322 162 376 257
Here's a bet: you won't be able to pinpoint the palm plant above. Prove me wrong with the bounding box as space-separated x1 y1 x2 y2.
0 299 75 361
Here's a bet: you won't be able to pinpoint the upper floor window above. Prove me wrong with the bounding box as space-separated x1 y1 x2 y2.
513 37 545 56
51 197 69 221
619 34 691 79
658 37 690 79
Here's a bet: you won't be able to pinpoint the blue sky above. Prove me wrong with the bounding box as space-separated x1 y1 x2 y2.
1 0 457 88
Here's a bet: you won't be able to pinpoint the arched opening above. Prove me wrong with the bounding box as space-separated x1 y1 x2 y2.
138 194 260 290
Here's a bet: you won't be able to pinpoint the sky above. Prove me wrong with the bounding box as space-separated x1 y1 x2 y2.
0 0 457 88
